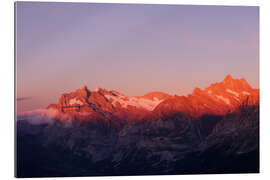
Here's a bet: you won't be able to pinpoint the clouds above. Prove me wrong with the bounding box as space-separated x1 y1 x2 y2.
16 108 72 125
16 108 94 125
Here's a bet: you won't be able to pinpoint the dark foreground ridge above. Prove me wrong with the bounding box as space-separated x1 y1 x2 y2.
16 103 259 177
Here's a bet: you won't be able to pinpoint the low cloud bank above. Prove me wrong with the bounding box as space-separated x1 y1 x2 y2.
16 109 73 125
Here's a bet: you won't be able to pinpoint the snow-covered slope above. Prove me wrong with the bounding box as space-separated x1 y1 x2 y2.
104 93 164 111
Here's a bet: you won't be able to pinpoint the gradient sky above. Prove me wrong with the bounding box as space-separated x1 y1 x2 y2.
16 2 259 112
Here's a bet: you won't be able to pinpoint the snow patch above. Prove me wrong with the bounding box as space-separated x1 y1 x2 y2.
17 109 73 124
233 96 239 101
104 95 163 111
203 103 209 107
226 89 239 97
215 95 230 105
69 98 83 106
242 91 251 95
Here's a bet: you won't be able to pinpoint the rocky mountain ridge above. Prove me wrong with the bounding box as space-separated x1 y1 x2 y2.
47 74 259 121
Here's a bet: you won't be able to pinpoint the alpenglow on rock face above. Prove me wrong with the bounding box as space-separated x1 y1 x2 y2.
154 75 259 118
47 75 259 121
47 85 171 122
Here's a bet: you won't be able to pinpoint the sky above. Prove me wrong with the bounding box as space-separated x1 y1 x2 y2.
16 2 259 112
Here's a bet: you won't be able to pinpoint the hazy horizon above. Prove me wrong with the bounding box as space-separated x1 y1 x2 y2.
16 2 259 112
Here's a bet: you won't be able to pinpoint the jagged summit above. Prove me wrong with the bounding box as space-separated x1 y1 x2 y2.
224 74 233 82
142 91 171 101
219 75 252 91
193 87 203 94
80 85 88 90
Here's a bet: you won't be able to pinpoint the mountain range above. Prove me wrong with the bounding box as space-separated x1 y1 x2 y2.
16 74 259 177
47 74 259 122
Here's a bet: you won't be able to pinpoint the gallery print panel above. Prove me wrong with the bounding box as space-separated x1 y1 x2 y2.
15 2 259 177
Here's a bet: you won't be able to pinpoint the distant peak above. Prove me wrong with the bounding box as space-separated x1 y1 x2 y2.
224 74 233 81
94 87 106 92
144 91 168 96
75 85 90 97
142 91 171 100
80 85 88 90
193 87 202 94
78 85 90 93
94 88 111 96
240 78 247 83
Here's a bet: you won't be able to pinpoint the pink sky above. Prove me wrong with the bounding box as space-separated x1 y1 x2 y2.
16 2 259 112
